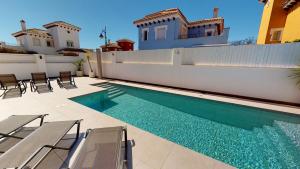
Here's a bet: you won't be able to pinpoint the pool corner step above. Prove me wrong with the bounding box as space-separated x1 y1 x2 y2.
262 125 300 168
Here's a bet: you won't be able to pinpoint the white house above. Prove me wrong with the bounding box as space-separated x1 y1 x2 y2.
12 20 85 55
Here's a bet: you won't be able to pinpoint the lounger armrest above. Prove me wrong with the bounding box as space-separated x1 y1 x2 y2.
122 126 128 161
40 114 49 117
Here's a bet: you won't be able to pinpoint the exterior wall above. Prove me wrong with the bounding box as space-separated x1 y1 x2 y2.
47 26 80 49
101 43 300 104
138 18 229 50
258 1 300 44
138 18 179 50
139 28 229 50
0 52 98 79
13 26 81 55
17 35 57 54
0 54 38 79
281 3 300 42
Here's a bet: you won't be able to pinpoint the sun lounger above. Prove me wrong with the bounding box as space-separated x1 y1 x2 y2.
30 72 53 93
0 120 82 169
57 71 76 88
0 74 27 98
0 114 48 154
71 126 128 169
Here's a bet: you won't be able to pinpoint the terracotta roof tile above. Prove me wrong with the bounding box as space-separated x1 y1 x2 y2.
116 39 135 43
43 21 81 30
134 8 188 24
12 28 52 37
133 8 224 27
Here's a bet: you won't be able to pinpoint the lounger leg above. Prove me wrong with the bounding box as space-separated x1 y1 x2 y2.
57 79 62 88
40 116 44 126
30 81 36 92
48 82 53 91
0 89 7 97
18 84 22 97
21 81 27 94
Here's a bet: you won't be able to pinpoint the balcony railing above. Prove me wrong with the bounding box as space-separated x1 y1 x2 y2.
283 0 298 10
178 33 204 39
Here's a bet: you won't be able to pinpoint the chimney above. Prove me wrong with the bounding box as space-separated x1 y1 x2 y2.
213 8 219 18
20 20 26 31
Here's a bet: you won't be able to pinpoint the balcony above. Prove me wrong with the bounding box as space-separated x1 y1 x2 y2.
283 0 299 10
178 33 205 39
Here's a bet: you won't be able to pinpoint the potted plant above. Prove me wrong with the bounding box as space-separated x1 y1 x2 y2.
73 59 84 77
85 51 95 78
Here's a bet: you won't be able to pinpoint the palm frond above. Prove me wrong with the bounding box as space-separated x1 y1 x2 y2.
289 65 300 87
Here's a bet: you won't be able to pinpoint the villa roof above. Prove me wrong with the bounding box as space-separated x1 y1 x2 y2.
43 21 81 31
259 0 299 10
134 8 188 24
57 48 86 53
101 43 121 48
12 28 52 38
133 8 224 27
116 39 135 43
189 17 224 26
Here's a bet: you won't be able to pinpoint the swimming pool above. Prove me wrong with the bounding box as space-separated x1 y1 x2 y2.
71 82 300 169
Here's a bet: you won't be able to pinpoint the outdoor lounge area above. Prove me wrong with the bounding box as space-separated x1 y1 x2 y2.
0 77 237 169
1 1 300 168
0 77 300 169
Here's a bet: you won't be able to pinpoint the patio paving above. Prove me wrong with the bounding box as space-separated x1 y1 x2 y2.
1 77 299 169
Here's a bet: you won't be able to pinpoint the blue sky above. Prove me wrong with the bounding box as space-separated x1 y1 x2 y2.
0 0 264 49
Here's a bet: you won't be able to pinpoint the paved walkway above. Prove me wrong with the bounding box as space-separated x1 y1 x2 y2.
1 77 298 169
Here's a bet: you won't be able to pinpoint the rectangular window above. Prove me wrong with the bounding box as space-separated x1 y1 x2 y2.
46 40 54 47
270 28 283 42
142 28 149 41
205 28 215 37
32 38 41 46
66 40 74 47
155 25 167 40
17 39 24 46
206 31 213 36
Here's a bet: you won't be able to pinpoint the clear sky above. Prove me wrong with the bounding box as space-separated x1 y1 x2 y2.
0 0 264 49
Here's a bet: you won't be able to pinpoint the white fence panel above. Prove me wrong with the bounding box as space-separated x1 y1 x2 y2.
182 43 300 67
0 53 35 63
115 49 173 64
45 55 80 63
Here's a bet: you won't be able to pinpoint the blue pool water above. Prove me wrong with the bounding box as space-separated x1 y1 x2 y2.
71 82 300 169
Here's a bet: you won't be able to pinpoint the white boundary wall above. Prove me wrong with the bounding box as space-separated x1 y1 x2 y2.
102 43 300 104
0 53 99 80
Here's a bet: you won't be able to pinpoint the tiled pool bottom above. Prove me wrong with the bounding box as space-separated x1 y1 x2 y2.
71 83 300 169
